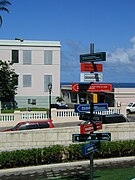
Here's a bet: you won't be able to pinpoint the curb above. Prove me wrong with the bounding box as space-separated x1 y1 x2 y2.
0 156 135 177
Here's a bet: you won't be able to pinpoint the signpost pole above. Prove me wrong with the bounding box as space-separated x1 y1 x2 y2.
90 43 94 180
90 151 94 180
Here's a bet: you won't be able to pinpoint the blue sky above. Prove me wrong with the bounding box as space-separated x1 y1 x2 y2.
1 0 135 83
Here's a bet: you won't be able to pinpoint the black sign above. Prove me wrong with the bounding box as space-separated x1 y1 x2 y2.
80 52 106 62
72 133 111 143
79 113 105 121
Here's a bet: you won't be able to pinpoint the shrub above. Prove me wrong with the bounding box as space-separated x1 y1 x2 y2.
0 140 135 169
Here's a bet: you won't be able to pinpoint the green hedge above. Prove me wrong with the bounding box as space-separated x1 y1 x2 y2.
0 140 135 169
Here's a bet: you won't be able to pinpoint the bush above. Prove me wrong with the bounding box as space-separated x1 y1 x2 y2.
0 140 135 169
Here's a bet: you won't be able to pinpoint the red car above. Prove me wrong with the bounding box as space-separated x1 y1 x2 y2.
2 120 54 132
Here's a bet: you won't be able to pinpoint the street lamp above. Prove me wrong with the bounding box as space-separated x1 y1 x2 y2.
48 83 52 119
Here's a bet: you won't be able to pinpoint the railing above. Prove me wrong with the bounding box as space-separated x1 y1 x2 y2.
21 112 48 120
0 105 125 127
0 114 14 121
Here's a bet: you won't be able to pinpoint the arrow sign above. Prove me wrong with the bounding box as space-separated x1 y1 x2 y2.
72 133 111 142
82 143 97 156
89 133 111 141
74 103 108 113
72 83 112 92
74 104 90 113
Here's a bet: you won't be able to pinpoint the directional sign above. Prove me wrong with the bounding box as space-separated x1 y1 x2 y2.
72 132 111 142
80 63 103 72
80 52 106 62
72 83 112 92
80 122 102 134
74 104 90 113
89 133 111 141
82 143 97 156
74 103 108 113
80 73 103 82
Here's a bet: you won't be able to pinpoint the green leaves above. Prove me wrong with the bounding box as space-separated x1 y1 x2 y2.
0 140 135 169
0 0 11 27
0 60 18 108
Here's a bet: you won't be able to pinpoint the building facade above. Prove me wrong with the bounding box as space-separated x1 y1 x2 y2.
0 39 61 108
61 83 135 107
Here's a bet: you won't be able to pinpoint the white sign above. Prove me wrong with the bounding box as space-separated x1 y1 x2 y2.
80 73 103 82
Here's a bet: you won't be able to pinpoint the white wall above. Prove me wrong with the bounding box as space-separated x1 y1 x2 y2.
0 122 134 152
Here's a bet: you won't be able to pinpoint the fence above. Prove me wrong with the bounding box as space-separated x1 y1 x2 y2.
0 104 126 127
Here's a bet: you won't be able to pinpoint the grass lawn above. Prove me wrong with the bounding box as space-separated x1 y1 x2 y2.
36 167 135 180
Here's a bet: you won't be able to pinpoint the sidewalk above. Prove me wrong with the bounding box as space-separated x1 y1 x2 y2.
0 156 135 179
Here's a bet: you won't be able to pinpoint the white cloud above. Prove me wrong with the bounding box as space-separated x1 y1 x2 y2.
107 36 135 65
61 36 135 82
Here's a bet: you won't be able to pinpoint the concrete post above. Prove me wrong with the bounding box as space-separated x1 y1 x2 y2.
120 103 127 117
51 108 58 122
14 111 21 122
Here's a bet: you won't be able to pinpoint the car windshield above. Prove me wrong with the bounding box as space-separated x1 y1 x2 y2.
128 103 133 107
12 123 21 130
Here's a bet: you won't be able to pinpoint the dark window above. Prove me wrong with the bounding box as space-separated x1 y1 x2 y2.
12 74 19 85
38 122 49 128
26 124 38 130
104 116 116 124
116 116 126 123
32 99 36 105
12 50 19 63
104 115 127 124
28 99 31 104
18 124 27 130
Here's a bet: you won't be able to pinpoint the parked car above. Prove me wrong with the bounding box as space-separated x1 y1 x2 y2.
126 102 135 114
51 102 69 109
2 120 54 132
79 113 129 125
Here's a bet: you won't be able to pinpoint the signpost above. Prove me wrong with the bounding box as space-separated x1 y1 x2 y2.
72 44 111 180
74 103 108 113
80 63 103 72
80 52 106 62
80 73 103 82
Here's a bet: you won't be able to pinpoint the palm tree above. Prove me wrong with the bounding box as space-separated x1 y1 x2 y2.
0 0 11 27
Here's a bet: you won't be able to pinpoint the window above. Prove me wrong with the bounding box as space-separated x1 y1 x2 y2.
23 75 32 87
44 50 52 65
32 99 36 105
18 124 27 130
38 122 49 128
44 75 52 92
12 50 19 63
12 74 19 85
23 50 31 64
26 124 38 130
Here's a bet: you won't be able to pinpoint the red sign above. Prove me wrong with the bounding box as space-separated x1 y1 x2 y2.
80 122 102 134
81 63 103 72
72 83 112 92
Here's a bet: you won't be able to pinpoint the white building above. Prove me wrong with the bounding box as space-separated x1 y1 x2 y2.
0 39 61 108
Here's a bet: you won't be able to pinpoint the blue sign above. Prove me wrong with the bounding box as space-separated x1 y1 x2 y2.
74 103 108 113
82 143 97 156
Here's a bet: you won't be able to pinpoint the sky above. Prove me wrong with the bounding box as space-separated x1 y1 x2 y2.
1 0 135 83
